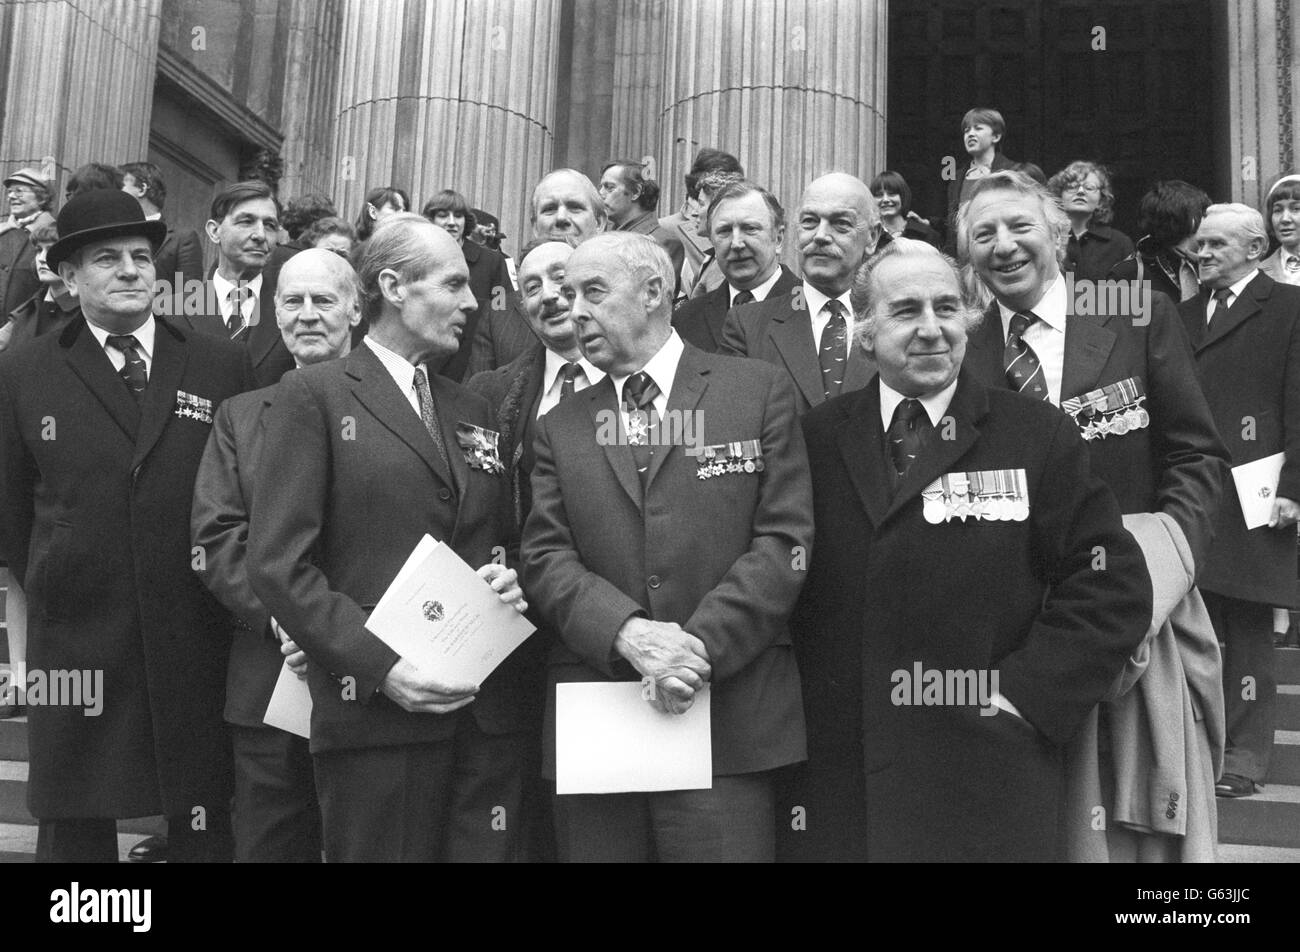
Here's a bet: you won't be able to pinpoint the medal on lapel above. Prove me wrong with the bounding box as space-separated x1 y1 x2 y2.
922 468 1030 523
174 390 214 424
454 422 505 475
1062 377 1149 441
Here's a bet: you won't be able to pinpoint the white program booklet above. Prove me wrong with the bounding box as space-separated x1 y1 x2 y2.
1232 452 1286 530
264 661 312 739
555 682 712 794
364 535 535 685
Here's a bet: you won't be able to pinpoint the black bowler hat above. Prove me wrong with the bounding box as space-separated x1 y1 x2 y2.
47 189 167 271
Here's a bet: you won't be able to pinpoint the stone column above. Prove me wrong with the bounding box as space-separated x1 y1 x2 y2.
332 0 562 252
279 0 346 199
0 0 162 187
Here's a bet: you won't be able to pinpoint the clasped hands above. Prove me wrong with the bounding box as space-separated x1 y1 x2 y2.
379 563 526 713
615 617 711 716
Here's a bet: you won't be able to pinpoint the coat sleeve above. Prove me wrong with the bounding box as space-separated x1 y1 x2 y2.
0 355 35 584
521 411 646 678
191 397 270 637
996 414 1154 745
1143 295 1231 568
175 228 207 290
1277 300 1300 501
247 370 401 699
682 371 814 680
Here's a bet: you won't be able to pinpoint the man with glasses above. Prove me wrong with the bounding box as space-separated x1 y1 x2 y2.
1 168 56 319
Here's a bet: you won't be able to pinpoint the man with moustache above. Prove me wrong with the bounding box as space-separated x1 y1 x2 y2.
192 249 364 861
672 180 797 353
0 189 252 862
1179 203 1300 799
523 232 812 862
248 214 533 862
467 170 608 378
719 172 878 414
789 239 1151 862
174 180 294 388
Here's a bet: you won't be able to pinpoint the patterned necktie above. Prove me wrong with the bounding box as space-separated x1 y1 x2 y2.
105 334 148 401
226 284 252 338
623 371 661 490
886 398 933 484
559 361 580 401
1004 311 1049 401
412 366 451 472
1209 287 1232 327
819 299 848 401
732 289 754 308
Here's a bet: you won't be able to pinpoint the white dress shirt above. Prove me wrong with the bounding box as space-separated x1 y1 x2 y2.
729 266 783 307
802 281 855 353
87 316 156 377
997 275 1068 405
536 349 604 418
1207 269 1260 322
612 330 685 423
878 376 958 431
211 271 263 328
364 336 425 418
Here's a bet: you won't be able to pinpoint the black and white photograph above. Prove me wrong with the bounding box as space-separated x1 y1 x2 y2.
0 0 1292 923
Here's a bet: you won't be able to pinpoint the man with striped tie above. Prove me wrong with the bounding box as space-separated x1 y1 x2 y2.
0 189 253 861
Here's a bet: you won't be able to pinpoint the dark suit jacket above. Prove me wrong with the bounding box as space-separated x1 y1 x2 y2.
788 371 1152 861
153 220 206 292
944 152 1018 249
465 295 540 378
964 292 1228 570
522 345 813 778
672 265 798 353
0 212 54 319
431 240 515 383
171 261 294 389
717 284 876 415
0 315 253 817
247 344 540 753
620 209 685 294
191 383 286 728
1179 272 1300 606
466 342 547 530
4 290 80 352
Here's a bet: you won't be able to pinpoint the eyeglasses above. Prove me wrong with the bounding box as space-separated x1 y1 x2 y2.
5 186 35 197
1067 183 1101 194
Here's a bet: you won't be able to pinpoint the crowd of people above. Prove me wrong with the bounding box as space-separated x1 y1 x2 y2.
0 104 1296 863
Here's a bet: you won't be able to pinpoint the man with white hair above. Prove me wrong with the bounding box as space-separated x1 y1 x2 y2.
522 231 813 861
466 170 609 377
1179 202 1300 799
719 172 880 415
192 249 364 861
789 238 1151 861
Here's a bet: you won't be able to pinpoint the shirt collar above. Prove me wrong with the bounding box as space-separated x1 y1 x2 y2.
86 314 156 360
543 347 603 393
363 335 421 391
612 329 685 405
997 274 1067 334
731 266 783 306
879 375 959 430
1225 269 1260 300
212 270 263 306
802 280 852 321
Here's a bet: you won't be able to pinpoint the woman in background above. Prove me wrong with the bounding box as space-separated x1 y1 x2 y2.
1049 160 1134 282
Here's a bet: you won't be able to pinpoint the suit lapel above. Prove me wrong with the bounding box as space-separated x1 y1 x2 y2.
645 347 707 490
835 384 892 528
516 346 547 474
1200 272 1268 351
61 318 141 441
246 281 281 369
584 378 642 510
348 346 456 491
1182 294 1208 350
964 303 1007 387
703 284 732 350
883 372 985 525
131 321 188 469
1060 311 1116 400
769 303 824 408
843 340 876 393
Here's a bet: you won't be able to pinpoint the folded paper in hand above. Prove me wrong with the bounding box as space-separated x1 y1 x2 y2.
1232 452 1285 530
365 534 535 685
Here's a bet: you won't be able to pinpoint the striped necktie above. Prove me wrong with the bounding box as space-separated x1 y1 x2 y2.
1004 311 1049 401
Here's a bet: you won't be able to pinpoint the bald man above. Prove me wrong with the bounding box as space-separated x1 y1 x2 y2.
719 173 880 414
192 249 362 861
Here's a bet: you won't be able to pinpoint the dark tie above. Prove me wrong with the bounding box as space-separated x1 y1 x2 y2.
226 284 252 338
886 398 933 485
412 366 452 473
1209 287 1232 326
559 361 580 401
819 299 848 400
105 334 148 400
732 289 754 308
1004 311 1049 401
623 371 661 490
